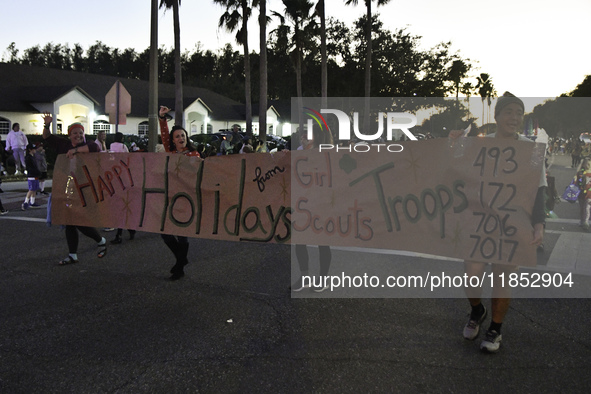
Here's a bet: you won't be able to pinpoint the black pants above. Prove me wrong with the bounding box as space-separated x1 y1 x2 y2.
295 244 331 276
115 228 136 237
66 225 102 254
161 234 189 262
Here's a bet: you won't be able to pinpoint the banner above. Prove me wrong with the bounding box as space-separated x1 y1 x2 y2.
52 138 545 266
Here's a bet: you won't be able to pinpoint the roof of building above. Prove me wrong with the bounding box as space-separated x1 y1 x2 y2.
0 62 246 121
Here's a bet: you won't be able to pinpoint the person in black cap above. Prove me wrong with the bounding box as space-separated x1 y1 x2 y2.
452 92 547 353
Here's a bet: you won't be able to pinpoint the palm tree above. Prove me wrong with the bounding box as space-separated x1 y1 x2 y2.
449 59 469 101
215 0 254 135
344 0 391 98
273 0 316 134
159 0 184 127
316 0 327 108
461 81 475 115
476 73 496 127
259 0 268 142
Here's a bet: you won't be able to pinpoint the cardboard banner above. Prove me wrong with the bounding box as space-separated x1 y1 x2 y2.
52 138 545 266
52 152 292 243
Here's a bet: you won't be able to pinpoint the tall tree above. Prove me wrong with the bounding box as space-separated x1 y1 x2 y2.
316 0 327 107
259 0 268 141
476 73 496 127
215 0 255 135
449 59 470 100
344 0 391 98
160 0 184 127
275 0 315 101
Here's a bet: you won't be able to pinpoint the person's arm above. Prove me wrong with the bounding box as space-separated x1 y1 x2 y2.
42 112 52 140
530 186 547 246
159 106 172 152
65 143 98 159
5 132 13 150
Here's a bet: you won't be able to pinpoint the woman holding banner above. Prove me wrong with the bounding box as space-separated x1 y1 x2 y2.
158 106 200 280
451 92 546 353
41 113 108 265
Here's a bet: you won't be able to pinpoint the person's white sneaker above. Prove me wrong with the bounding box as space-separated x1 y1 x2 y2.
480 329 502 353
291 277 310 292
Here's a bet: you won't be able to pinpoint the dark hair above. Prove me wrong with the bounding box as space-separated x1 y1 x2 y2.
12 123 20 130
170 126 196 152
114 132 124 143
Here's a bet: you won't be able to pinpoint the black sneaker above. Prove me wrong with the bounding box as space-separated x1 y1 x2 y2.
463 306 487 340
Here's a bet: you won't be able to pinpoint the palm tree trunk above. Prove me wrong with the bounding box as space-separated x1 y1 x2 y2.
259 0 267 142
172 1 183 127
363 0 372 135
242 0 252 136
296 31 304 136
365 0 372 98
320 0 327 108
148 0 159 153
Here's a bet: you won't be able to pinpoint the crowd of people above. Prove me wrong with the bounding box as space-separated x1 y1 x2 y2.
1 95 590 355
547 137 591 168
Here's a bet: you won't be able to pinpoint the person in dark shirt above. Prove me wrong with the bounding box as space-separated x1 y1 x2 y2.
42 112 107 265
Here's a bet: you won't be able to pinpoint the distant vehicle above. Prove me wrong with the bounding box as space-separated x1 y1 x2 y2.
580 132 591 144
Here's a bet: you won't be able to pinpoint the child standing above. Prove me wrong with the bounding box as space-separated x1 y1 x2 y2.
22 143 42 210
34 142 49 195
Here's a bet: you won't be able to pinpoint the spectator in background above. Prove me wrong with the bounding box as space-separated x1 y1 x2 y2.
0 134 8 175
5 123 28 175
94 130 107 152
576 159 591 231
109 132 128 153
34 142 49 196
22 143 42 210
572 141 583 168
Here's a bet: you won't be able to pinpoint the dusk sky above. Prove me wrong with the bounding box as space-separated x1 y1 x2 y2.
3 0 589 98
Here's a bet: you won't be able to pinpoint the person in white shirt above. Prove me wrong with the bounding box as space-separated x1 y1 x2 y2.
109 132 129 153
5 123 28 175
94 130 107 152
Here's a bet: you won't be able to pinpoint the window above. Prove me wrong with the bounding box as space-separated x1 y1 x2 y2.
0 117 9 135
93 120 111 134
200 124 213 134
138 121 149 136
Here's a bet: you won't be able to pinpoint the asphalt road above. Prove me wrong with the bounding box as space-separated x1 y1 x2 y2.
0 153 590 392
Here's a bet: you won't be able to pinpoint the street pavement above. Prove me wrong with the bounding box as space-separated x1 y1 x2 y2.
0 153 590 392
